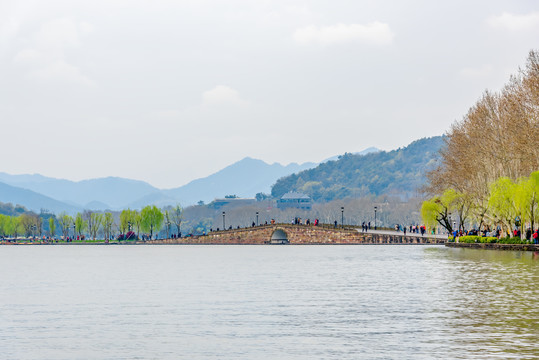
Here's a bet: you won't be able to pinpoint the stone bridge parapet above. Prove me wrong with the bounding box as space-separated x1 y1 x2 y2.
147 224 445 245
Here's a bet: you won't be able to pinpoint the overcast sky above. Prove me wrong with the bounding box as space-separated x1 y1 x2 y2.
1 0 538 188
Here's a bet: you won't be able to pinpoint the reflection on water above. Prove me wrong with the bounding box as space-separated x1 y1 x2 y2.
0 246 537 359
425 248 539 359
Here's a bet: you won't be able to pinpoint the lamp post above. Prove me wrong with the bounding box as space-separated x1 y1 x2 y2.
341 207 344 228
256 212 259 226
374 206 378 230
222 211 226 231
73 224 76 239
448 212 452 234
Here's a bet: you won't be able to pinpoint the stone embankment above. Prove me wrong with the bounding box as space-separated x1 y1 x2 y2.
445 242 539 251
147 224 445 245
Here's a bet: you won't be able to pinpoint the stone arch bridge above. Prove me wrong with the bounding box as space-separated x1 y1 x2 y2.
149 224 445 245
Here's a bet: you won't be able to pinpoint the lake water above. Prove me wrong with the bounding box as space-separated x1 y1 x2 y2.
1 245 538 359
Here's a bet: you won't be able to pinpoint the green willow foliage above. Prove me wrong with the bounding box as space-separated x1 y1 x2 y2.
422 172 539 235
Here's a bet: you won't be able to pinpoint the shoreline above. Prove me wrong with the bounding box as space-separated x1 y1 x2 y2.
1 241 445 246
445 242 539 252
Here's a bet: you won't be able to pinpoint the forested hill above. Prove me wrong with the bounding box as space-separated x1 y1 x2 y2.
271 136 444 202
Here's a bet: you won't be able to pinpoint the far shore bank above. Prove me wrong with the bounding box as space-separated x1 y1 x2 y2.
1 241 445 246
445 242 539 252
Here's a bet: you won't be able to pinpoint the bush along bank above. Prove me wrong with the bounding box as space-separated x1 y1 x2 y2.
446 236 539 251
452 235 535 244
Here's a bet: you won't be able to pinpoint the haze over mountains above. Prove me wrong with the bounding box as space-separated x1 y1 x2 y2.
0 141 452 215
0 156 329 213
0 181 80 214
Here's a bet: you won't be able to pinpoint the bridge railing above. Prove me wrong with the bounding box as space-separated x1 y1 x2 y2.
199 222 362 236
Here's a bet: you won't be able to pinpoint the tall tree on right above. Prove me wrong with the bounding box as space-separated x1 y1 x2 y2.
426 50 539 229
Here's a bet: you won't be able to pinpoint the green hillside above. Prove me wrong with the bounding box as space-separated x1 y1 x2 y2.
271 136 444 202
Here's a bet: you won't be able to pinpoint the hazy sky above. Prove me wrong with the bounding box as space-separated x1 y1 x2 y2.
1 0 538 188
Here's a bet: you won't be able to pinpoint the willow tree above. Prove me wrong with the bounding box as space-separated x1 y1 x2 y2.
74 212 87 238
170 204 183 237
6 216 22 238
57 213 73 239
120 209 137 234
19 213 36 237
163 209 170 239
140 205 163 240
0 215 18 238
488 178 518 236
421 189 466 233
510 172 539 236
0 215 6 237
133 211 142 239
102 212 114 241
87 212 102 240
49 217 56 238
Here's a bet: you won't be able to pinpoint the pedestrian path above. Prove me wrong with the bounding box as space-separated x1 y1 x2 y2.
356 228 449 240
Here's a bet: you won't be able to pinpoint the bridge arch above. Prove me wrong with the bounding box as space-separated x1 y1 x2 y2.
270 228 289 244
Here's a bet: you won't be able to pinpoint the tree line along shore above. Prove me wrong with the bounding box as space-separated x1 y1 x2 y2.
0 205 182 242
422 50 539 245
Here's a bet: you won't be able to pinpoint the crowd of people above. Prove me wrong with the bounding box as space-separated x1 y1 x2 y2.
451 227 539 243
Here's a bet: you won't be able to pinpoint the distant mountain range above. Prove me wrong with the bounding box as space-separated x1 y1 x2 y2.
0 181 80 214
123 157 318 209
0 173 158 209
3 144 431 214
0 156 324 213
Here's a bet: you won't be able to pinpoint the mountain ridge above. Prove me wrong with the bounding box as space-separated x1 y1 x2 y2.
0 181 81 214
271 137 444 201
0 145 404 212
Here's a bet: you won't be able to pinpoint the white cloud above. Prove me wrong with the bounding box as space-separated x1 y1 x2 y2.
13 48 42 63
79 21 94 35
35 18 81 48
32 60 95 86
293 22 394 46
459 64 494 79
487 12 539 31
11 17 95 86
202 85 248 107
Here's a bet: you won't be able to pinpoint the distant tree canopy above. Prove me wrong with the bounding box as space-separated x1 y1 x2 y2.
255 192 271 201
424 50 539 237
271 136 444 202
0 202 30 216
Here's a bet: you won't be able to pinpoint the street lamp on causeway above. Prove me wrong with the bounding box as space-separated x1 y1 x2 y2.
341 207 344 228
256 212 259 226
222 211 226 231
374 206 378 230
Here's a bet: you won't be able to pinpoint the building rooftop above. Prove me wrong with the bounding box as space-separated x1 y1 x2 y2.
280 192 311 200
